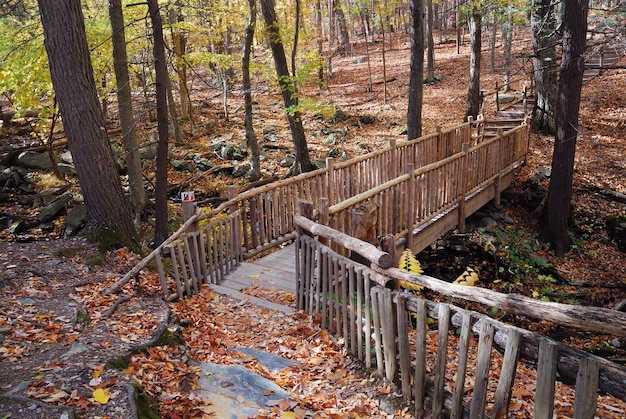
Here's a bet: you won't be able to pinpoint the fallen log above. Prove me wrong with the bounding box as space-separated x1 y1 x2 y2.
373 266 626 336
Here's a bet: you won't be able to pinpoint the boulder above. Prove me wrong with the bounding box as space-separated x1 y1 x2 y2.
16 151 55 170
65 205 86 236
38 193 72 223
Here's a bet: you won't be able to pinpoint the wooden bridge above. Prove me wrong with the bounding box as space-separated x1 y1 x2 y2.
115 108 626 416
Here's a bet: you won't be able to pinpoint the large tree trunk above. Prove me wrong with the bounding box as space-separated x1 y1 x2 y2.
38 0 136 249
147 0 170 246
260 0 314 174
531 0 558 135
243 0 261 181
406 0 424 140
539 0 589 256
109 0 146 222
464 8 482 121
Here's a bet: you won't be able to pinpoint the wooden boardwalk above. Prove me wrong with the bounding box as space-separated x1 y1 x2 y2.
211 244 297 312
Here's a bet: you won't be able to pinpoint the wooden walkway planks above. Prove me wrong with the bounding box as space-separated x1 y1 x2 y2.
211 244 297 311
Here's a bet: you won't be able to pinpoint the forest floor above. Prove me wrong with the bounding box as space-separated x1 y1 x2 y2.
1 29 626 418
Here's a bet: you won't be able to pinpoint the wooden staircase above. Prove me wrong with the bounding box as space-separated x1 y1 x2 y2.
482 89 534 139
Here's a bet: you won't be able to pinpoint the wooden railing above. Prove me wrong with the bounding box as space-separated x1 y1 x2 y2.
195 120 483 259
112 120 487 298
293 221 626 416
324 122 529 255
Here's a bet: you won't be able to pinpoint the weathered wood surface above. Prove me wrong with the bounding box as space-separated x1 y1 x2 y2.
402 296 626 402
294 215 393 269
376 266 626 336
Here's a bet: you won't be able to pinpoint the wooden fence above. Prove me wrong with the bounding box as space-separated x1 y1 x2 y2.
125 120 490 298
294 225 626 417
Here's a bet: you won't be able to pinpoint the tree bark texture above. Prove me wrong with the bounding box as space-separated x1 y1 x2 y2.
425 0 436 83
540 0 589 256
333 0 350 54
407 0 424 140
38 0 136 247
464 9 482 121
531 0 558 135
259 0 314 174
243 0 261 180
109 0 146 219
147 0 170 246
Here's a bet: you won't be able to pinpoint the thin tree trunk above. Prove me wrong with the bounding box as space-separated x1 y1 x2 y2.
464 8 482 121
407 0 424 139
425 0 436 83
333 0 350 54
502 6 513 92
540 0 589 256
489 10 498 73
260 0 314 175
147 0 170 246
243 0 261 181
38 0 136 248
378 4 388 103
109 0 146 221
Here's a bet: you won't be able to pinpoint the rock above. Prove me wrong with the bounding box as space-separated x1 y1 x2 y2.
38 194 72 223
65 205 86 236
231 163 250 177
228 348 298 372
192 155 213 171
280 154 295 168
62 342 90 359
59 150 73 163
353 56 367 64
196 362 292 418
16 151 55 170
220 143 246 161
326 147 340 158
8 220 29 234
139 142 157 160
262 125 277 135
359 114 375 125
36 185 71 206
497 93 516 104
170 159 194 172
331 109 349 122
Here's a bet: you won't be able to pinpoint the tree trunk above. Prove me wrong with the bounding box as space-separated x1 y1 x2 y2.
109 0 146 222
147 0 170 246
531 0 558 135
502 6 513 92
259 0 314 175
407 0 424 140
539 0 589 256
243 0 261 181
170 5 190 120
425 0 436 83
37 0 136 249
464 8 482 121
333 0 350 55
489 10 498 73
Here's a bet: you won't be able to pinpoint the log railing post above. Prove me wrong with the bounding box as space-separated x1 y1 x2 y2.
495 81 500 112
458 143 469 233
495 129 504 205
326 157 334 206
534 338 559 419
181 191 198 234
317 197 329 247
406 164 415 251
